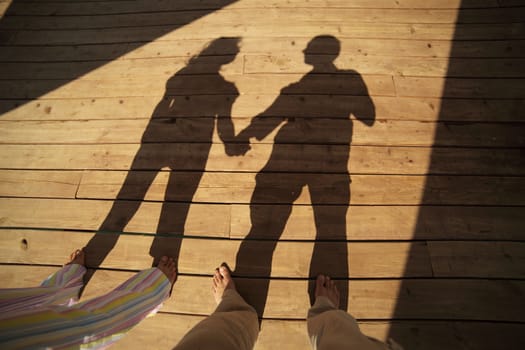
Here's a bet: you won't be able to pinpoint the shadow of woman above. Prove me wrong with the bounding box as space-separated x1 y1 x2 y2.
230 35 376 318
83 37 241 283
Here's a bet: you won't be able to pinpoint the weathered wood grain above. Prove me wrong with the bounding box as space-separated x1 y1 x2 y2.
3 22 523 46
428 241 525 278
0 74 394 98
3 8 522 31
0 199 522 240
0 198 230 238
1 119 522 147
76 171 525 206
395 77 525 99
2 96 523 122
0 229 432 278
3 0 497 18
1 40 522 64
245 55 525 78
0 170 81 198
1 144 523 176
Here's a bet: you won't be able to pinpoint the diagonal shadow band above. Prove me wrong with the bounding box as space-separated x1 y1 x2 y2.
0 0 237 115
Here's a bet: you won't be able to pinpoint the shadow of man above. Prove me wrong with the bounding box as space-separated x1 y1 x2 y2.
231 35 375 318
83 37 241 283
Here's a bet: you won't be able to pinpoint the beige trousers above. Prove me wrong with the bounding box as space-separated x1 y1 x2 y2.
173 293 402 350
307 296 403 350
173 288 259 350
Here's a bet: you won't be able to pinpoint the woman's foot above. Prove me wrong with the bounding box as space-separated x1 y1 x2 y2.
212 263 235 304
315 274 340 309
157 256 177 284
66 249 85 266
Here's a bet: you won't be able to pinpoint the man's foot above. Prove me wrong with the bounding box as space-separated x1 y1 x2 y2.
212 263 235 304
66 249 85 266
315 274 340 309
157 256 177 284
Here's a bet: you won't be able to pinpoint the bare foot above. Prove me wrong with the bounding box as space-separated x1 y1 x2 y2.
315 274 340 309
66 249 85 266
212 263 235 304
157 256 177 285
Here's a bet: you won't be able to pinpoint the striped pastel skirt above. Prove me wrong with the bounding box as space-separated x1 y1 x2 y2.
0 264 170 349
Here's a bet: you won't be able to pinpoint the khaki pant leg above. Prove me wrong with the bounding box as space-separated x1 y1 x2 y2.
307 296 403 350
174 289 259 350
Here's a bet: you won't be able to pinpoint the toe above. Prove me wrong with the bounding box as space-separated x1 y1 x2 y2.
219 265 231 279
214 269 221 281
160 256 168 265
316 275 325 289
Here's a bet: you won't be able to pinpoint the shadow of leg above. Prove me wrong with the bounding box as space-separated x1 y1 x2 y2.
83 170 159 285
149 168 206 266
233 204 294 317
234 238 278 318
309 180 350 311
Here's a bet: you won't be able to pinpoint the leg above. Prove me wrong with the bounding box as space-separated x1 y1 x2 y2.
308 175 350 310
0 250 86 314
174 264 259 350
84 168 159 282
234 172 302 317
149 166 206 266
307 275 401 350
0 257 177 350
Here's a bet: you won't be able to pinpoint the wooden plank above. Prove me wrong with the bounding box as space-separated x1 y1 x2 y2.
1 119 523 147
0 79 169 99
5 0 233 16
428 241 525 278
231 204 525 241
498 0 525 6
2 96 523 122
245 55 525 78
385 320 525 350
1 265 523 321
3 22 522 46
246 0 499 9
0 170 81 199
395 77 525 98
0 264 61 288
1 40 522 63
2 8 522 30
0 74 394 98
0 229 432 278
0 56 244 80
77 171 525 206
1 198 521 240
1 144 523 176
4 0 499 17
0 10 214 30
0 198 230 238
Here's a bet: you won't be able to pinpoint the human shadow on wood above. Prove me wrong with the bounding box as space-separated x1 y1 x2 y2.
228 35 375 318
0 0 238 115
82 37 241 284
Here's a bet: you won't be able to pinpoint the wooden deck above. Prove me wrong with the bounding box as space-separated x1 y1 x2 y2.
1 0 524 348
